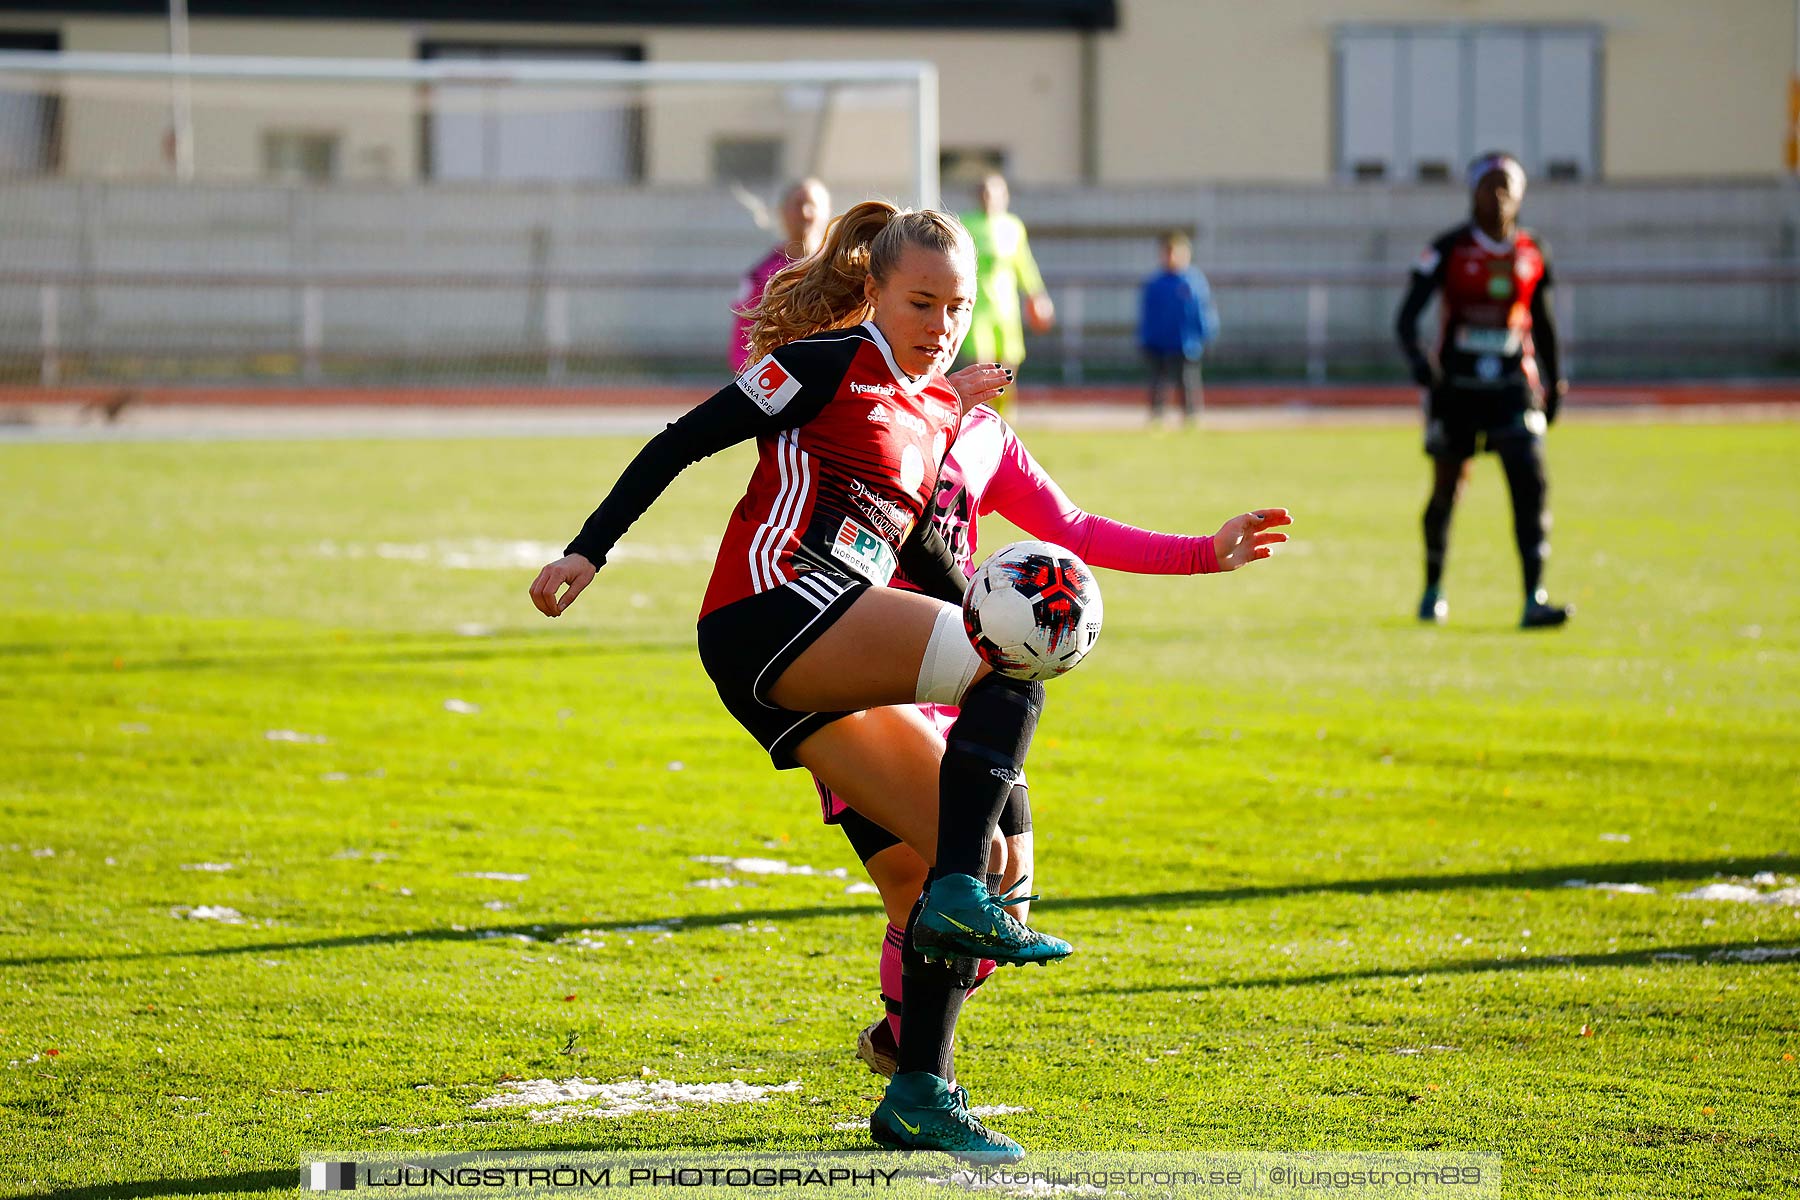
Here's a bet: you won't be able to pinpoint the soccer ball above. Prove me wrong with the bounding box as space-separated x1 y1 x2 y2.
962 541 1103 682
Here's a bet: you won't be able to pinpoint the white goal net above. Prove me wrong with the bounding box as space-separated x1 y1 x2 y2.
0 52 938 390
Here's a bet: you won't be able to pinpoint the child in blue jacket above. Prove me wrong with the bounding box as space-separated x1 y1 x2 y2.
1138 232 1219 422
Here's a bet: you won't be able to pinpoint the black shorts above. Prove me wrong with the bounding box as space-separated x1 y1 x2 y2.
695 572 870 770
1426 386 1544 460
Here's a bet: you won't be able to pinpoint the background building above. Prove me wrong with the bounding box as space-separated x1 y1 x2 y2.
0 0 1793 185
1 1 1795 386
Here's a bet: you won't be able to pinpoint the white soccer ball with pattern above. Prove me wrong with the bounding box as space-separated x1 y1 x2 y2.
961 541 1103 682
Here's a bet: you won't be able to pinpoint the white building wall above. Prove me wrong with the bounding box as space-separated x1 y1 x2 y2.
1 1 1792 183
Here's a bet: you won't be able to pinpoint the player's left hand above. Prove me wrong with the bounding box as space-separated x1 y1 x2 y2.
529 553 597 617
1026 292 1055 334
1546 378 1568 424
1212 508 1291 570
947 362 1013 414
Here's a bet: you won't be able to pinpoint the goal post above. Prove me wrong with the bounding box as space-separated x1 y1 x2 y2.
0 50 940 389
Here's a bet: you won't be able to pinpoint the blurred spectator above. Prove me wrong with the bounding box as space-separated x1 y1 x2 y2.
1137 231 1218 423
960 173 1053 411
730 177 831 372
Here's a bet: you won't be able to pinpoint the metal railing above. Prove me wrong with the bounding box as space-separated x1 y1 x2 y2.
5 261 1799 388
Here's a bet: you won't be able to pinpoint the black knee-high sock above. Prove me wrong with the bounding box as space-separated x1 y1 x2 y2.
1500 439 1550 598
897 894 966 1079
935 675 1044 880
1423 459 1464 591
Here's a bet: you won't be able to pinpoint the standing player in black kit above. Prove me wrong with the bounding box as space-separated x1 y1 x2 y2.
1395 152 1571 629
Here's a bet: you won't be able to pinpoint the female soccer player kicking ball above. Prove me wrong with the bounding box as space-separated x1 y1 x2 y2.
533 202 1064 1160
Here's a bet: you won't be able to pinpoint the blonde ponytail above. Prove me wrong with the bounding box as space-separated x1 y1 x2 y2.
745 200 973 363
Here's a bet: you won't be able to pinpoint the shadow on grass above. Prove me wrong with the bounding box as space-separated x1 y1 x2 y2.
1028 855 1787 914
6 630 691 676
30 1167 294 1200
1084 940 1798 996
3 856 1783 969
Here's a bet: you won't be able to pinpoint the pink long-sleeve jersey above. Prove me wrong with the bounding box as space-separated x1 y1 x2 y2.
814 404 1218 824
928 405 1219 585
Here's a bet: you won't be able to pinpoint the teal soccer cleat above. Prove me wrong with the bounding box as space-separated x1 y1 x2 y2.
914 873 1072 966
870 1071 1023 1162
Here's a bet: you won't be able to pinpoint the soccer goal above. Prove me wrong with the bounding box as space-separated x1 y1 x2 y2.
0 51 939 390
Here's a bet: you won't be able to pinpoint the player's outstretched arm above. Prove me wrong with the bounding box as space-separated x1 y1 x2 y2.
1211 509 1291 571
529 362 824 618
529 554 597 618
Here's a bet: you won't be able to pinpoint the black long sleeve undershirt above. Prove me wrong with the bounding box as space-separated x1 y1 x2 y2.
895 520 968 604
1528 283 1564 420
1394 270 1440 389
564 384 769 569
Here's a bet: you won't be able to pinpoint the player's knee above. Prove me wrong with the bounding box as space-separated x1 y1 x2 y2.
869 850 928 914
916 603 983 706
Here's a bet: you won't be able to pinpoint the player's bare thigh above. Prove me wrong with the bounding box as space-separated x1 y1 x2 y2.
793 705 945 863
765 585 990 713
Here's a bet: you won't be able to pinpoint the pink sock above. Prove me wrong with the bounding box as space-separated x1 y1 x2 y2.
881 923 906 1042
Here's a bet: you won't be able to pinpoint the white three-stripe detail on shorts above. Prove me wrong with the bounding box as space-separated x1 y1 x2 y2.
787 578 826 611
789 572 842 610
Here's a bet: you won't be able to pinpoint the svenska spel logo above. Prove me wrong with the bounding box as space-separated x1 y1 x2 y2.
737 354 803 415
754 360 791 393
307 1162 357 1191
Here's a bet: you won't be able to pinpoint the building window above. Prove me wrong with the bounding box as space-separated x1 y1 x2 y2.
0 30 59 174
420 41 643 183
263 131 339 183
1335 25 1601 183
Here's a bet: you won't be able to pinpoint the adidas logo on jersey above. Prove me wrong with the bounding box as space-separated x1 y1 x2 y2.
866 403 928 437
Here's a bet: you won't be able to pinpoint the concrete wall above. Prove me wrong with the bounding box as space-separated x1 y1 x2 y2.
2 179 1793 382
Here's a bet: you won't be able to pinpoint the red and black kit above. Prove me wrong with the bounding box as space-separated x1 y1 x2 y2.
564 321 966 767
1396 222 1563 458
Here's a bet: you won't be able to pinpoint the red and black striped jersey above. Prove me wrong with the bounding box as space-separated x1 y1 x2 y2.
1411 223 1554 391
701 323 961 617
562 320 963 621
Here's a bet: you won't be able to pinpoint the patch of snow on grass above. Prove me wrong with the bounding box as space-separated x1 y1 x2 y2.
474 1077 801 1123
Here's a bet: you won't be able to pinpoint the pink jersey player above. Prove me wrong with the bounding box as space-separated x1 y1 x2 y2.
817 403 1290 1076
730 247 795 374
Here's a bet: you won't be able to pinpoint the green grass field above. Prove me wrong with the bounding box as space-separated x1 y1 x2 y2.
2 418 1796 1198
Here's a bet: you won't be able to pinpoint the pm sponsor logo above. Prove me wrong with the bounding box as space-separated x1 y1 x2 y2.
736 355 804 415
830 516 898 586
